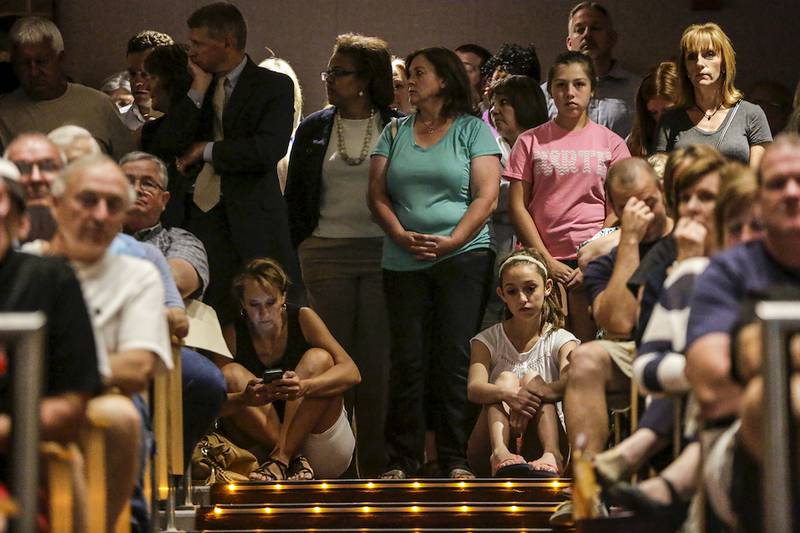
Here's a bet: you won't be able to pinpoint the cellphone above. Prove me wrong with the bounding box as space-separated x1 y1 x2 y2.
261 369 284 384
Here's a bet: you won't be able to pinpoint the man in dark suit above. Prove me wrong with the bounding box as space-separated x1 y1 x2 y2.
174 2 297 325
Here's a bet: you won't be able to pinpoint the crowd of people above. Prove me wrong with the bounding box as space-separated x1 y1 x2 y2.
0 1 798 532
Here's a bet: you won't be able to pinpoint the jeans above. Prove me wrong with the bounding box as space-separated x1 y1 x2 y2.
181 347 226 465
383 249 494 473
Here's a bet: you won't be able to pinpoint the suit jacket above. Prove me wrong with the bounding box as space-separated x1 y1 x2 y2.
202 57 294 213
284 105 399 249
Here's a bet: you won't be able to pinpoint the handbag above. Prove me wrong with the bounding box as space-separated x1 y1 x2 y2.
191 431 259 484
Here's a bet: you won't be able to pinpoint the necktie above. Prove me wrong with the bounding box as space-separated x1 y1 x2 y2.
193 76 226 212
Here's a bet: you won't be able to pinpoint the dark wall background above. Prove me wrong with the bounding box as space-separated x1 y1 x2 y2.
56 0 799 112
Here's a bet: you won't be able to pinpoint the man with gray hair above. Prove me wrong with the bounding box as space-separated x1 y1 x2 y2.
26 154 171 531
0 17 135 158
121 151 209 299
3 132 66 241
543 1 640 138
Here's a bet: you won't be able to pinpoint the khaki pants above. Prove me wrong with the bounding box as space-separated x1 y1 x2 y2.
298 236 390 476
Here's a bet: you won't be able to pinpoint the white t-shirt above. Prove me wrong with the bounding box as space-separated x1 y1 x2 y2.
74 253 172 374
472 323 578 424
471 323 578 383
314 113 384 238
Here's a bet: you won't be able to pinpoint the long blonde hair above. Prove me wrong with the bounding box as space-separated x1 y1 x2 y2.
677 23 742 109
498 248 565 330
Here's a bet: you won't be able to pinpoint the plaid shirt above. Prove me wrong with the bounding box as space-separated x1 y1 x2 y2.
134 223 210 299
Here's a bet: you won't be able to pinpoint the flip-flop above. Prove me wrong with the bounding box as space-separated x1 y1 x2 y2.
492 454 533 478
528 458 561 479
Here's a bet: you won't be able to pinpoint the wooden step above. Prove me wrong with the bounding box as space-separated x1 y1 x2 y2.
197 501 564 530
210 478 571 505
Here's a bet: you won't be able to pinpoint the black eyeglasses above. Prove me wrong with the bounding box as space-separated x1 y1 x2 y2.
320 69 361 82
126 174 165 194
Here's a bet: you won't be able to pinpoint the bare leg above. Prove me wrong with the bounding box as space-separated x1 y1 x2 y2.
87 395 141 532
270 349 344 477
595 428 666 482
519 372 563 472
221 363 281 447
487 372 520 466
563 342 629 455
636 441 701 504
467 407 491 477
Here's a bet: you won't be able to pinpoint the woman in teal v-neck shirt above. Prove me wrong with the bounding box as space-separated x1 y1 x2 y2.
368 47 501 479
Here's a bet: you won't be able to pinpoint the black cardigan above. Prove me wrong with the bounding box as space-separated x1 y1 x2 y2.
284 105 398 249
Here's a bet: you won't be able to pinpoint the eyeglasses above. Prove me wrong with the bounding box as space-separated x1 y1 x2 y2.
320 69 361 82
126 174 165 194
11 159 62 175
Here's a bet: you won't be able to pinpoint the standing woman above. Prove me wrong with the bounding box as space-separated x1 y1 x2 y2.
483 74 548 326
506 51 630 342
627 61 679 157
368 47 501 479
283 33 397 477
654 23 772 167
140 43 202 229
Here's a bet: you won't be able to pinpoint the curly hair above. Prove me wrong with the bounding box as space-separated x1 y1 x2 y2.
483 43 541 83
126 30 174 55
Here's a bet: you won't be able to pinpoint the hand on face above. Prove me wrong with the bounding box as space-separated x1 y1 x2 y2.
620 196 655 242
674 216 708 261
188 59 213 93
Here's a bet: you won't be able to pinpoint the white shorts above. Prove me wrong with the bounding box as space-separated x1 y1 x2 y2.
301 406 355 479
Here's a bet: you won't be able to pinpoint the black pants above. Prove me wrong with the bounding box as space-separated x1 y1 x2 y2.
383 250 494 474
185 200 301 324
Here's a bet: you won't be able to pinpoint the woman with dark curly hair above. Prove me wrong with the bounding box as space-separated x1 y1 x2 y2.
140 43 200 227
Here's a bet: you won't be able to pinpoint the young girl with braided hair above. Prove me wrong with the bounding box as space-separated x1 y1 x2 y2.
467 249 579 477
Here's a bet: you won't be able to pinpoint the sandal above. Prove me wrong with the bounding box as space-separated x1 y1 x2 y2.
379 468 408 480
491 454 533 478
287 454 314 480
249 457 287 481
528 457 561 479
448 467 476 480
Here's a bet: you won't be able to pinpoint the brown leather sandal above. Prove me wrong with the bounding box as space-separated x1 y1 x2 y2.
249 457 287 481
287 454 314 480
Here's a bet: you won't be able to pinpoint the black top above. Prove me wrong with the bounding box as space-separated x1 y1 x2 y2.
234 303 310 376
0 250 101 413
582 236 669 340
627 236 678 345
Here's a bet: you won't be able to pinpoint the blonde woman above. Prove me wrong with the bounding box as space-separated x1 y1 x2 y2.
654 22 771 166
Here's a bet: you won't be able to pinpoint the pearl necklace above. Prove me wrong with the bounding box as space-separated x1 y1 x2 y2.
335 108 375 166
695 102 722 121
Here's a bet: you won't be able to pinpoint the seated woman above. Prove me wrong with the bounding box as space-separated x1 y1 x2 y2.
219 258 361 481
467 249 578 477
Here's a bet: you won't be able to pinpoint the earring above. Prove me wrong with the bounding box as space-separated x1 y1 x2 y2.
240 309 246 317
281 303 287 310
358 90 364 97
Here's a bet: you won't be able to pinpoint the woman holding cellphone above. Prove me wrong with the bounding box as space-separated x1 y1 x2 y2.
219 258 360 481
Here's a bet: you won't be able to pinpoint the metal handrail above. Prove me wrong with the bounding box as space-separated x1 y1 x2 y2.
756 301 800 533
0 312 47 533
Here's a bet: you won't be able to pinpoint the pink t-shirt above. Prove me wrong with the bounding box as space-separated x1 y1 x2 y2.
504 119 630 260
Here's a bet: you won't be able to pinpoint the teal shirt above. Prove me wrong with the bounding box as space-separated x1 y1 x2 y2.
372 114 501 271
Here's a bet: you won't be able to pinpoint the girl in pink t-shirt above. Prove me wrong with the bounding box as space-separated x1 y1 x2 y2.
505 51 630 340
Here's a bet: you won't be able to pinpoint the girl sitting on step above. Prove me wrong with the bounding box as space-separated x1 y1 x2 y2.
466 249 578 477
